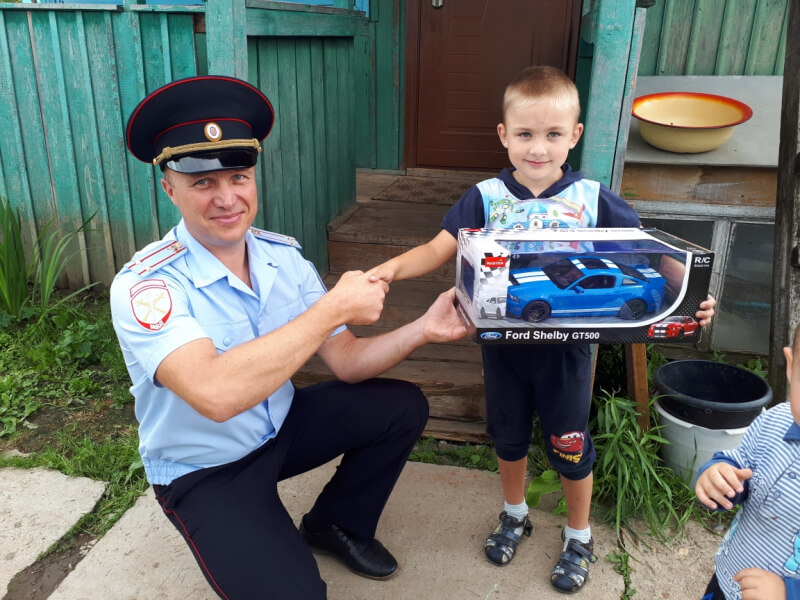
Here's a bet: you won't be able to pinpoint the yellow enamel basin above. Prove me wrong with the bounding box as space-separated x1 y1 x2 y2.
632 92 753 153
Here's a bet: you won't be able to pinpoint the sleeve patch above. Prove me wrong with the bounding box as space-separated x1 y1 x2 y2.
130 279 173 331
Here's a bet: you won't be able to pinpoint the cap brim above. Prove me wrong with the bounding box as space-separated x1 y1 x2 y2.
163 149 259 174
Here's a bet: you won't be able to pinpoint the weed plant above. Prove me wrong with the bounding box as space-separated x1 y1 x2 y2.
590 389 693 540
0 195 95 324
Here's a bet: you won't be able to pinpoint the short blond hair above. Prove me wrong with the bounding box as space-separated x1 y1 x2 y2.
502 65 581 123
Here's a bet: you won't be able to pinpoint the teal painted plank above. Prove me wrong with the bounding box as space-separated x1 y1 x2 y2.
581 0 636 187
139 12 181 235
373 0 398 169
167 13 197 79
246 37 265 230
611 6 645 194
112 9 159 251
244 7 366 37
206 0 247 78
0 11 37 252
57 10 116 284
5 11 55 235
744 0 788 75
323 38 342 222
255 37 286 233
353 31 374 169
716 0 757 74
293 39 318 263
637 0 664 75
775 6 787 75
0 4 120 11
31 10 87 286
276 39 302 239
85 11 136 274
309 41 329 271
685 0 724 75
656 0 696 75
337 40 354 216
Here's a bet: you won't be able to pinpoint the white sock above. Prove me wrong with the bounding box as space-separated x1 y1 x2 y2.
504 500 529 521
563 525 591 551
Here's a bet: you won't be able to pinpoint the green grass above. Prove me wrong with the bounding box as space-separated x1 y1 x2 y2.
0 288 140 552
0 425 147 551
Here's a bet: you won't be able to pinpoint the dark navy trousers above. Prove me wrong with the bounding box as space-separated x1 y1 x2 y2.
153 378 428 600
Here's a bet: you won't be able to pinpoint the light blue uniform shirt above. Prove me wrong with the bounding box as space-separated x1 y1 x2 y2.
110 220 344 485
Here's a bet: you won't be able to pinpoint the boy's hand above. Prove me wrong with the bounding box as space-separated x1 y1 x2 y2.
696 295 716 327
325 270 389 326
734 568 785 600
367 264 396 284
695 462 753 510
421 288 468 344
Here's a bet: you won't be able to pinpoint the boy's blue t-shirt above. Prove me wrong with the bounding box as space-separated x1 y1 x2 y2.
441 165 641 235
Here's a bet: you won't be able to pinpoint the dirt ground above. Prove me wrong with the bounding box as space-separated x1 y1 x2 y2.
1 400 724 600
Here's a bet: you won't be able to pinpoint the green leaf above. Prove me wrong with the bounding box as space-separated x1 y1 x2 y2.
525 469 562 508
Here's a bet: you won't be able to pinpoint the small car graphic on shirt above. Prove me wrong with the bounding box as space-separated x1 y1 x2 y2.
647 315 698 339
479 295 507 319
505 255 666 322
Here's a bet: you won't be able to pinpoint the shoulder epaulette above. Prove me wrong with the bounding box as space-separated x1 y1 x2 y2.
249 227 302 249
124 240 187 276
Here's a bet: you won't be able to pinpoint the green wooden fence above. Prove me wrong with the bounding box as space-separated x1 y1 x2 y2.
0 1 364 289
639 0 788 75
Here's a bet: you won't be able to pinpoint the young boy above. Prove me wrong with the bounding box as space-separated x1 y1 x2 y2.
695 327 800 600
369 65 716 593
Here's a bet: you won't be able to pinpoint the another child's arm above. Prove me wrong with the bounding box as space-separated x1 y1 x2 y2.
734 568 788 600
695 459 753 510
368 230 458 283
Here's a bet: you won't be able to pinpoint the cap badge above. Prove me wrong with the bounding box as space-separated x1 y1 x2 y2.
204 122 223 142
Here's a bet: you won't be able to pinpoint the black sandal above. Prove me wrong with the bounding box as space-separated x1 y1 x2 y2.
484 511 533 566
550 536 598 593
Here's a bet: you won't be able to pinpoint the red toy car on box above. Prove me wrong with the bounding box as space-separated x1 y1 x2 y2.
648 315 698 339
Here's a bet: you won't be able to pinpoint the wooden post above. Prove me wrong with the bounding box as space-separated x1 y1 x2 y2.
205 0 248 79
581 0 652 429
768 0 800 405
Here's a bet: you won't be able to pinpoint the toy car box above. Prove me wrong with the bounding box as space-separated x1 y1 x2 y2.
455 227 713 344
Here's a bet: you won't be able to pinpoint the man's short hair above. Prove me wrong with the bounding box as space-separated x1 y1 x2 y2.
502 65 581 123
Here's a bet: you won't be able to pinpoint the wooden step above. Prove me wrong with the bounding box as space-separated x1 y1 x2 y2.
295 176 492 443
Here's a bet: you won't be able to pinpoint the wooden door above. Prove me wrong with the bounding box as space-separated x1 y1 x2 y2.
405 0 582 170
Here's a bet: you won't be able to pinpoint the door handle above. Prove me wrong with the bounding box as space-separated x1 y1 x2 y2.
432 0 443 7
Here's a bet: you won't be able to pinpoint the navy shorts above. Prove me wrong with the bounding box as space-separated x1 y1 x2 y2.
702 572 724 599
152 378 428 600
482 343 595 480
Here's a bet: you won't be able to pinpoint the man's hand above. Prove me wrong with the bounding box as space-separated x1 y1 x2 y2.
421 288 468 343
695 462 753 510
734 568 785 600
324 270 389 326
696 295 716 327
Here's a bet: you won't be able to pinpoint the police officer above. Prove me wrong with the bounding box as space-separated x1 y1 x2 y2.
111 75 467 599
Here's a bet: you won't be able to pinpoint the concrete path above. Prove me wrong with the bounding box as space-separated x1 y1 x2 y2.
0 467 105 593
2 461 719 599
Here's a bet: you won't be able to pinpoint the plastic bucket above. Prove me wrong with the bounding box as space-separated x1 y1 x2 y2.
653 360 772 429
654 400 749 483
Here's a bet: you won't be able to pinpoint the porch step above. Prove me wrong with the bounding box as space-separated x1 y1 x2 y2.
294 174 490 443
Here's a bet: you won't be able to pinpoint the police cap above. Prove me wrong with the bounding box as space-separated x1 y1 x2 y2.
126 75 274 174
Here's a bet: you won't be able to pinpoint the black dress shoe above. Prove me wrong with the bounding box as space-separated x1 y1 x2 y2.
299 515 398 580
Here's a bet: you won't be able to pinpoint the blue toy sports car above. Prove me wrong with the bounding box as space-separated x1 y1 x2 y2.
505 255 666 322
